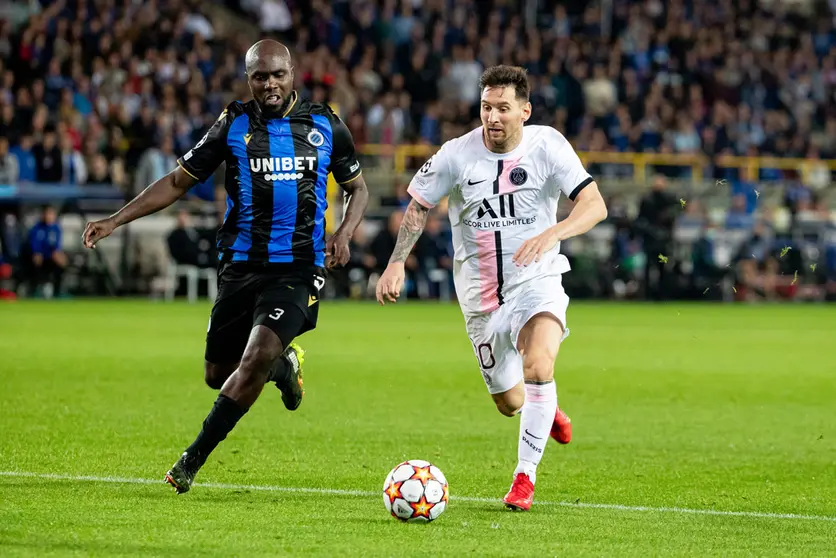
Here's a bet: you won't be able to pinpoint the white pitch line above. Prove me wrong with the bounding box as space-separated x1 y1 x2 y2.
1 471 834 523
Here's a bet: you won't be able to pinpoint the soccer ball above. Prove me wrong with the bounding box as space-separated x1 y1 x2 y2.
382 459 449 522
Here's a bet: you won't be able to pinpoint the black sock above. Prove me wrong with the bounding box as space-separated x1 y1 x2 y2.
268 355 290 386
185 394 248 466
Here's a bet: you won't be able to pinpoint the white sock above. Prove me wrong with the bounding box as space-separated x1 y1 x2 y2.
514 381 558 485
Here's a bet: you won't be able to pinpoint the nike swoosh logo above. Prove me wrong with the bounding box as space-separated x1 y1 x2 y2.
524 429 543 440
467 179 486 185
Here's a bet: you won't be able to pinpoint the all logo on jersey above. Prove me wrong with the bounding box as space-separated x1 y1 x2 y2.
307 130 325 147
463 193 536 229
509 167 528 185
477 194 515 219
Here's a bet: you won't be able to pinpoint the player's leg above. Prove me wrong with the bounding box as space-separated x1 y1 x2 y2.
256 271 321 409
165 277 314 494
203 268 253 389
502 303 572 511
165 323 288 494
201 265 304 392
491 383 524 417
466 313 524 415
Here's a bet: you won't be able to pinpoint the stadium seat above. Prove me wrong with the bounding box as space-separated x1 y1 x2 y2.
165 262 217 304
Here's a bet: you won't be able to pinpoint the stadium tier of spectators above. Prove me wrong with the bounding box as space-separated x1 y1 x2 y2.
7 0 836 183
0 0 835 301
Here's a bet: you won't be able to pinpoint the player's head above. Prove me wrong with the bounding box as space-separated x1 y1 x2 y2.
245 40 295 117
479 65 531 151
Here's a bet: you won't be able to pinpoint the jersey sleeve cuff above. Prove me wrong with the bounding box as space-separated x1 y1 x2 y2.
337 171 363 186
569 177 593 201
177 159 200 181
407 186 436 209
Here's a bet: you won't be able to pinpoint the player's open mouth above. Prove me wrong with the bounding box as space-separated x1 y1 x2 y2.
265 94 280 105
488 127 503 134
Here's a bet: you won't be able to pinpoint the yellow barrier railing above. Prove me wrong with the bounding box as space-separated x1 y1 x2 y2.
356 144 836 184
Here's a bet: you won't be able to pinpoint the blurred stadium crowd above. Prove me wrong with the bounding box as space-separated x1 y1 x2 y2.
0 0 834 302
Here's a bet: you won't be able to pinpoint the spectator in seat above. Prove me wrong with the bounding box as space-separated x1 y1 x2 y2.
33 127 63 183
10 134 36 183
725 193 755 230
167 209 215 269
0 136 18 184
24 205 66 298
366 210 420 297
635 174 679 300
733 221 780 301
415 211 453 299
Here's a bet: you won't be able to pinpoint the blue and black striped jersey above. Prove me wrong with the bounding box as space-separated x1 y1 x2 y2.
177 92 362 267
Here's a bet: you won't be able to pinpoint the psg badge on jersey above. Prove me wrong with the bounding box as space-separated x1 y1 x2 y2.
509 167 528 186
307 130 325 147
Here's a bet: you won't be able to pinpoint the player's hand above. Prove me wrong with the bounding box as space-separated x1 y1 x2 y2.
82 217 117 249
325 231 351 269
376 263 405 305
513 227 561 267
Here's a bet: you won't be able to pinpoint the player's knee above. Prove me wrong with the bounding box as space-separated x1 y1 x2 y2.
493 391 524 417
522 351 555 382
495 400 520 417
239 343 279 380
204 361 233 390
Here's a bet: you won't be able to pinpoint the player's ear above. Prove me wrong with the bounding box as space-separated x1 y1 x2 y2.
521 102 532 122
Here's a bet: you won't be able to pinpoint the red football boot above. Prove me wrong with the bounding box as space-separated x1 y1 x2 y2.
551 407 572 444
502 473 534 511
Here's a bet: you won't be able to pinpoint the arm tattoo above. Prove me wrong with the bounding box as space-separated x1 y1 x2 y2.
389 199 430 264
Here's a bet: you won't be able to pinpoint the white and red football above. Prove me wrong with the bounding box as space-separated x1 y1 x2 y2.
382 459 449 522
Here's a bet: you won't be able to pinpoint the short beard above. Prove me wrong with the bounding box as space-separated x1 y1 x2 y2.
261 92 293 115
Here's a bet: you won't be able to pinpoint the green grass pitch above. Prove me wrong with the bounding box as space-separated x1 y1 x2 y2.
1 300 835 556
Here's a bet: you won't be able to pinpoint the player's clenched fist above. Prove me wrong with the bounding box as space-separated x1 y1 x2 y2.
325 231 351 269
82 217 117 249
376 263 405 304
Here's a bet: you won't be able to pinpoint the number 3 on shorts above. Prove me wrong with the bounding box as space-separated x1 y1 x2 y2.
268 308 284 320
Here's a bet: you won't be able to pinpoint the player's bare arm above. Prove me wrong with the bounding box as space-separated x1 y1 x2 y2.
82 166 198 249
513 182 607 266
326 175 369 269
375 198 431 304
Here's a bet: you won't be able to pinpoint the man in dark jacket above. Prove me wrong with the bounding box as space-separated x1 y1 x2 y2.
636 174 679 300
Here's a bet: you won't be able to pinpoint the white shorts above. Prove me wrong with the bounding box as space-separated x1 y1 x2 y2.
463 274 570 395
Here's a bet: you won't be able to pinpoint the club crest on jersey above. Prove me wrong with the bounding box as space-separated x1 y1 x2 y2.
509 167 528 186
307 130 325 147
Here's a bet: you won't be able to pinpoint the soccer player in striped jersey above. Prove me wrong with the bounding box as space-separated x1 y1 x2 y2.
82 40 369 493
375 65 607 511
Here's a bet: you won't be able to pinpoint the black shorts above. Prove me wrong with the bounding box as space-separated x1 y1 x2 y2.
205 262 325 364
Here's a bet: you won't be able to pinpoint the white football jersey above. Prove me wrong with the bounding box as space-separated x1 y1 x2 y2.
408 125 593 315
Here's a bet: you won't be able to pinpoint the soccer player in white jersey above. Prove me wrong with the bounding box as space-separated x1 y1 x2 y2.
375 65 607 511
